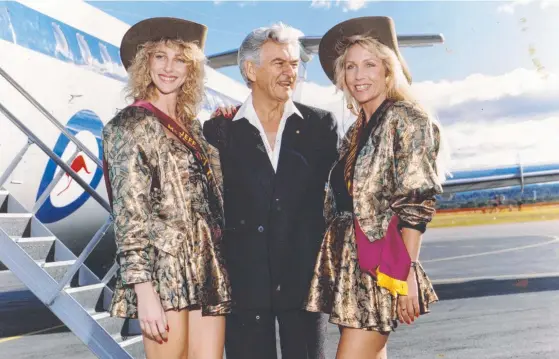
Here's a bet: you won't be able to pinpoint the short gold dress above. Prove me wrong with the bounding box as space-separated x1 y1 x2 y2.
305 101 439 333
103 106 232 318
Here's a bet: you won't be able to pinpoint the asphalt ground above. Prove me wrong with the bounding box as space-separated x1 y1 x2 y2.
1 220 558 359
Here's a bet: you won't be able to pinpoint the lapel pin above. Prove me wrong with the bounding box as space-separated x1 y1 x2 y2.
296 130 300 134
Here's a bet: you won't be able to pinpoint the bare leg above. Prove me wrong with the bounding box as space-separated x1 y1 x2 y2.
187 309 225 359
336 326 389 359
144 309 189 359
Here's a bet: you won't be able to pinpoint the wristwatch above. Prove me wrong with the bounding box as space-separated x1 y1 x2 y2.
410 261 418 268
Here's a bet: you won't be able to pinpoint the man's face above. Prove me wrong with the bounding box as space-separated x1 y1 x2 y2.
247 41 300 103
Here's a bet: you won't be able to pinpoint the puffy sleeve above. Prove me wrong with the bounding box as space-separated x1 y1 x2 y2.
103 115 157 286
390 103 443 233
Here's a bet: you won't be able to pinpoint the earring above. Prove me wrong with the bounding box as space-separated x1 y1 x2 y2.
347 103 353 109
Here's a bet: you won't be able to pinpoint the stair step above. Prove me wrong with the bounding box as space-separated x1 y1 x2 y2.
92 312 126 337
66 283 105 312
0 213 31 237
0 187 141 358
42 260 77 284
119 336 145 359
0 237 56 270
0 260 84 300
16 236 56 260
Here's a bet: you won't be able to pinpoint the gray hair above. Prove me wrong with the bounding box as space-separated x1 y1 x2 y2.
237 22 303 87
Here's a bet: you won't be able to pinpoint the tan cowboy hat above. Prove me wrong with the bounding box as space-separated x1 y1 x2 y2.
318 16 412 85
120 17 208 70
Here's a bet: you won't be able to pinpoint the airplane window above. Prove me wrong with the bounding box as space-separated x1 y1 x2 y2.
76 33 93 66
51 22 73 60
99 43 112 65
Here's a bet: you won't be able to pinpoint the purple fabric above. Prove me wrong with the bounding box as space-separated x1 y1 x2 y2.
354 215 411 281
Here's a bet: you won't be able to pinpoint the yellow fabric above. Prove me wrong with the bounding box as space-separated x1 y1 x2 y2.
375 267 408 297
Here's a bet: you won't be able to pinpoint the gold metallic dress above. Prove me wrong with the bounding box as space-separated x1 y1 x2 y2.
305 103 438 333
103 107 232 318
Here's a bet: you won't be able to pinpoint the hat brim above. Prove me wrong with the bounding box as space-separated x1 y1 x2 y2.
120 17 207 71
318 16 412 85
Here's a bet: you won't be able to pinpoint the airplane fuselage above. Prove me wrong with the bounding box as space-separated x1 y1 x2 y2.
0 0 247 273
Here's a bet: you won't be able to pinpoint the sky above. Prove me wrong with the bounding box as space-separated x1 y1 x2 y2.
87 0 559 172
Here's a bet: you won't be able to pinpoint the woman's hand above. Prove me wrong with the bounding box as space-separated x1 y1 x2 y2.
397 268 420 325
135 282 168 344
211 105 237 119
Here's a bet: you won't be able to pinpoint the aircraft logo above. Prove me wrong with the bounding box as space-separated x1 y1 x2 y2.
35 110 104 223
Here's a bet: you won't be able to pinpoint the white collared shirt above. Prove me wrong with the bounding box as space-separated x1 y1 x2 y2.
233 94 303 172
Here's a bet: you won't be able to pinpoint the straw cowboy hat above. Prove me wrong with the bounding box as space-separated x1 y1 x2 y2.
318 16 412 85
120 17 208 70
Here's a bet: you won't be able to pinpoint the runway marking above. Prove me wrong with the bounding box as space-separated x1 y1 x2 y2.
423 235 559 263
0 324 65 344
432 271 559 284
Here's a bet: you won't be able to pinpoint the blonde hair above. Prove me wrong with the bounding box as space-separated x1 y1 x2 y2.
333 35 451 182
125 38 206 125
334 34 418 116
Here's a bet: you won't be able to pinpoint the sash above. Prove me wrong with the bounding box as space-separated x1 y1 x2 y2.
103 100 213 209
355 215 411 297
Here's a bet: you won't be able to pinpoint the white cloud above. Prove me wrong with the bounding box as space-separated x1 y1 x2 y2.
412 68 558 113
345 0 367 11
299 67 559 171
497 0 559 14
311 0 368 12
497 3 516 13
310 0 332 9
443 113 559 170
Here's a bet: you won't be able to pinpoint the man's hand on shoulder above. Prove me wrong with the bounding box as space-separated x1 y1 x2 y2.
211 105 238 120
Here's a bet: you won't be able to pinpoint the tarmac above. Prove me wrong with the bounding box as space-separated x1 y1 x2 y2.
1 220 559 359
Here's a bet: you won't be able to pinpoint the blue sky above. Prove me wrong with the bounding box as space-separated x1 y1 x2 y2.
88 1 557 85
87 1 559 170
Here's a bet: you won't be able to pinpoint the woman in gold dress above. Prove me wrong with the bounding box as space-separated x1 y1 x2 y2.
305 16 447 359
102 17 231 358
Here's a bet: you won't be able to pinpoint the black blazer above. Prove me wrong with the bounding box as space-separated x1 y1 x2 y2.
203 102 339 312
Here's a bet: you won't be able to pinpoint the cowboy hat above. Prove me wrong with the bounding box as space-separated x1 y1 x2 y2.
318 16 412 85
120 17 208 70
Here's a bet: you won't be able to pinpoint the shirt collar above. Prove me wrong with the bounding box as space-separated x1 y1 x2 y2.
232 94 303 124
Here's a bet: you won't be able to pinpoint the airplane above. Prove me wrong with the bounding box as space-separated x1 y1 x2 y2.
1 0 559 277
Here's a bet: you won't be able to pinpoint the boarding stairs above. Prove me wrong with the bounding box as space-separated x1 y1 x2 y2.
0 67 145 358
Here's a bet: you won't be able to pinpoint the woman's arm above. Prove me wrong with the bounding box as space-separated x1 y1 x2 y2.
391 102 443 238
401 227 421 261
390 103 443 324
103 114 168 343
103 118 155 286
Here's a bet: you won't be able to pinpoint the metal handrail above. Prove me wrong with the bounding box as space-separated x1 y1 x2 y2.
0 139 33 188
0 66 102 168
46 216 113 305
0 103 111 213
0 67 120 304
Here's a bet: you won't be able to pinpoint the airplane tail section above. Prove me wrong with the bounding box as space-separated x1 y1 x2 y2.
207 34 445 69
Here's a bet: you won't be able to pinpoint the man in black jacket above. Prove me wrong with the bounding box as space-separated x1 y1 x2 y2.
203 22 339 359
